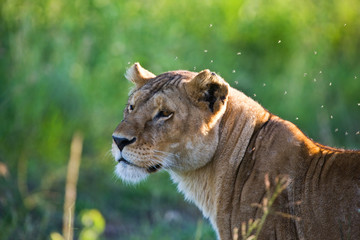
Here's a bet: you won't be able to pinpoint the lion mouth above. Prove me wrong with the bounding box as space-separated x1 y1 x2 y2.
118 158 162 173
146 164 162 173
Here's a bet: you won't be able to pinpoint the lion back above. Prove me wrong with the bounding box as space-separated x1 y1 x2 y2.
220 115 360 239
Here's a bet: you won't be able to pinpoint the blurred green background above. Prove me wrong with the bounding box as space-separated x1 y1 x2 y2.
1 0 359 239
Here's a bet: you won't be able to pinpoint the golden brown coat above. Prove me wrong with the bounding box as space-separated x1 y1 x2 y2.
112 63 360 239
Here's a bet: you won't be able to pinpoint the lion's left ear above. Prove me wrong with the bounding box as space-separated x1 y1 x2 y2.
185 70 229 113
125 62 156 89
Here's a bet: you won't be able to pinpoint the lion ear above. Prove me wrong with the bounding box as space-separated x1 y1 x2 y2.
125 62 156 88
185 69 229 113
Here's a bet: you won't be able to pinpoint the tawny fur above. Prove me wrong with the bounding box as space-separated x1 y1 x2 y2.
112 63 360 240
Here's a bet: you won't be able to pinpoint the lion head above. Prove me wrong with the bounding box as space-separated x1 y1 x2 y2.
112 63 229 183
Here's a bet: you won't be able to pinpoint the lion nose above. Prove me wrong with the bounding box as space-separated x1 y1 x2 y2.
112 136 136 152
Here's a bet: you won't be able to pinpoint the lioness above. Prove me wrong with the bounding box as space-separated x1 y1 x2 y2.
112 63 360 239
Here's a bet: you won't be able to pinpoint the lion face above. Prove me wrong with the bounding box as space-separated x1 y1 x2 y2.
112 63 229 183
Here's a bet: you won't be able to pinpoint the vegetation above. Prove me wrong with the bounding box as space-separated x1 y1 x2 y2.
0 0 359 239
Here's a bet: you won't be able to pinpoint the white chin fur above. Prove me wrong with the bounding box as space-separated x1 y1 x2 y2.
115 162 149 184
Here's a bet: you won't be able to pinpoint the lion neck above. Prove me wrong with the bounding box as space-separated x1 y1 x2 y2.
170 88 270 237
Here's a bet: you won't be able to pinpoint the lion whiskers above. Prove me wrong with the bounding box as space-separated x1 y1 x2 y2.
151 150 180 169
153 149 179 159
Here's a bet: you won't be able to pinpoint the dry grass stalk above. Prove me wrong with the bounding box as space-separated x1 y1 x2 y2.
237 174 290 240
62 132 83 240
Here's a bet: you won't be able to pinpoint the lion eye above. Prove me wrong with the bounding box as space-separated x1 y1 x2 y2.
128 104 134 112
156 110 173 119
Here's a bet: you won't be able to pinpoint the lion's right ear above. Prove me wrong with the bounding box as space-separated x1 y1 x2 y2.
185 70 229 113
125 62 156 89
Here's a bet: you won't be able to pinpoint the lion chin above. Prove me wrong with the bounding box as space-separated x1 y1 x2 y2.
114 161 149 184
112 142 161 183
111 63 360 240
